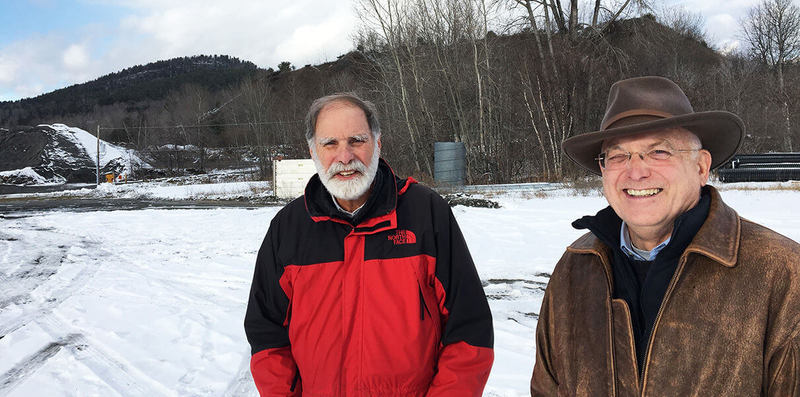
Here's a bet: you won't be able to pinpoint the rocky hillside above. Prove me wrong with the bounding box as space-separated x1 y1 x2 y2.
0 124 150 185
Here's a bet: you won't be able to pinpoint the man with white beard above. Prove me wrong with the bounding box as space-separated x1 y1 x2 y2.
244 93 494 397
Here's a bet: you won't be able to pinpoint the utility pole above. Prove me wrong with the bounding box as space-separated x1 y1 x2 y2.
96 125 100 185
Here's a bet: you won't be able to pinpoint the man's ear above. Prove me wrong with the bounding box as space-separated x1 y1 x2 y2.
377 137 382 150
698 149 712 185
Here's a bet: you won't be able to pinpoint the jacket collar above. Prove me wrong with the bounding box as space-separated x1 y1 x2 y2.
303 158 415 234
569 185 740 268
683 185 740 267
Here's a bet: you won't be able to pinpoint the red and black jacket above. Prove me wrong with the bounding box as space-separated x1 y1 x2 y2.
244 159 494 396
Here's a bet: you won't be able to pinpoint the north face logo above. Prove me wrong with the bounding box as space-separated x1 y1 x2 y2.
388 230 416 245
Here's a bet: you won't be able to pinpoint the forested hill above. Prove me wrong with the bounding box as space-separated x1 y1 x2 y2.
0 55 258 125
0 11 797 183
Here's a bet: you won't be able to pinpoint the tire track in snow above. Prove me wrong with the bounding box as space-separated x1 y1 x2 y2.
0 249 68 339
0 224 104 340
0 314 172 396
34 314 172 396
0 252 65 311
0 258 98 339
0 223 128 394
0 333 78 394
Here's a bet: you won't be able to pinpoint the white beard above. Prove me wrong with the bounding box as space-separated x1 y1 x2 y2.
312 144 380 201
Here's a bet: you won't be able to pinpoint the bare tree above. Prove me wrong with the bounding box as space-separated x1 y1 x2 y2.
237 75 276 179
356 0 430 175
657 5 707 43
503 0 651 37
162 84 220 171
741 0 800 151
355 0 502 181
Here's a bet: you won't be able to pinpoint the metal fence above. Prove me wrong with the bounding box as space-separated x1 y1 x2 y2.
718 153 800 182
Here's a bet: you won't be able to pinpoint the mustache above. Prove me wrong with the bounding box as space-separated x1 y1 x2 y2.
325 160 368 180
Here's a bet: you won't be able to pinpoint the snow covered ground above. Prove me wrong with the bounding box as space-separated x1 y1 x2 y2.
1 169 270 202
1 181 799 396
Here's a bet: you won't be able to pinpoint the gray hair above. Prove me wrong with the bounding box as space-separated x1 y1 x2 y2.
304 92 381 146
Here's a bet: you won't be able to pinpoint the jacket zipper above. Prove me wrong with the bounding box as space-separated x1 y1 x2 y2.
592 250 617 397
638 255 689 396
290 369 300 392
419 285 431 320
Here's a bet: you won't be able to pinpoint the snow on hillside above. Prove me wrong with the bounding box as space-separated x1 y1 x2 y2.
0 167 50 184
0 124 151 186
46 123 151 176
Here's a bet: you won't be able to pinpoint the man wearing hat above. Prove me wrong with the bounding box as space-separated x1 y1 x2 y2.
531 76 800 395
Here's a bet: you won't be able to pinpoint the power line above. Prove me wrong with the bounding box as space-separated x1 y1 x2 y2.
98 119 302 131
136 144 306 151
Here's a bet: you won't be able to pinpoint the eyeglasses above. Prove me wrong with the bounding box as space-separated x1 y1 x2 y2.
595 148 701 170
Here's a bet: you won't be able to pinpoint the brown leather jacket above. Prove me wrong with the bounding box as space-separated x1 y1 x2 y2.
531 186 800 396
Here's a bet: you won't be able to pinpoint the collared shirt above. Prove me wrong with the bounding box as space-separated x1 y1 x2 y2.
331 193 365 218
619 221 670 261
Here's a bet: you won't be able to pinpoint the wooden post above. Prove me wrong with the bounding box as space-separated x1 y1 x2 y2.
96 125 100 185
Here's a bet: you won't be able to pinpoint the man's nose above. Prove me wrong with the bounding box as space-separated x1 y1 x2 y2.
334 145 355 164
626 152 650 179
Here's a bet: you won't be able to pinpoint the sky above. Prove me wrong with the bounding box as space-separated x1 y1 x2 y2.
664 0 763 48
0 0 771 102
0 0 358 101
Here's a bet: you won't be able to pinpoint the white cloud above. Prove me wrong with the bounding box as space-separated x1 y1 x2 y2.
275 5 357 66
670 0 760 14
12 83 46 100
661 0 764 49
115 0 356 69
0 0 359 101
705 13 741 45
0 56 19 84
717 39 742 55
63 44 90 70
0 35 91 100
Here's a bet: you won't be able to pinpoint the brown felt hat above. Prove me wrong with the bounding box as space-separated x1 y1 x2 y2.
562 76 745 175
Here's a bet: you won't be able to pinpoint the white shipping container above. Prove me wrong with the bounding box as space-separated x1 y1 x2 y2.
273 159 317 199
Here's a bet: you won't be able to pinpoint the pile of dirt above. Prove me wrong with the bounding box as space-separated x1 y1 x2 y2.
0 126 96 184
443 193 501 208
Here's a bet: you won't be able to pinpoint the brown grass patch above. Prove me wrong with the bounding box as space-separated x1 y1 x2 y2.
714 181 800 192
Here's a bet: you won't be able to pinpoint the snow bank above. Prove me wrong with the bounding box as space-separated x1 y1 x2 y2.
0 167 59 185
92 180 272 200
